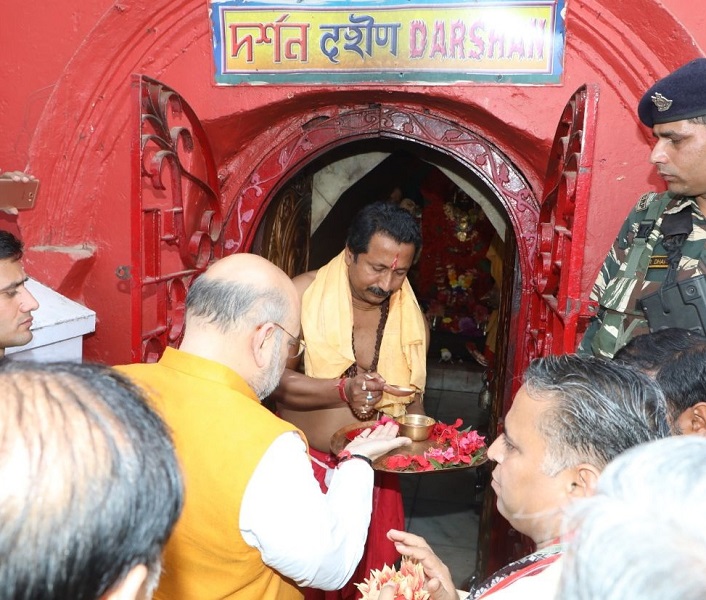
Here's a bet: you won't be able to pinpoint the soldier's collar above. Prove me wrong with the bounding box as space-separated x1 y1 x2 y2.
663 195 698 215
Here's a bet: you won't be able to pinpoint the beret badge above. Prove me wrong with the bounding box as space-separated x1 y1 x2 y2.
651 92 673 112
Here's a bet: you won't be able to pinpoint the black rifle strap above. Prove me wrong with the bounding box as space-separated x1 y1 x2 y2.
660 208 693 288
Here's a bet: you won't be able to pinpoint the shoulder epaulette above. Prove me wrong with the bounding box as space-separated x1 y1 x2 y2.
636 192 658 212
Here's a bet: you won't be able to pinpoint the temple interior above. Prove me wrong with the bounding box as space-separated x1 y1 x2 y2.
402 360 487 587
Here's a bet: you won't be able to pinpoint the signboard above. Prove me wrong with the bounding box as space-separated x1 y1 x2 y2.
209 0 566 85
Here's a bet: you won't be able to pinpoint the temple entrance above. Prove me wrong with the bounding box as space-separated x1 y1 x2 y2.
252 140 514 424
134 76 597 575
243 87 597 577
251 139 517 584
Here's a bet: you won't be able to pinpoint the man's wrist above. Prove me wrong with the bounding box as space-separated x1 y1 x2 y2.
336 449 373 468
336 377 350 403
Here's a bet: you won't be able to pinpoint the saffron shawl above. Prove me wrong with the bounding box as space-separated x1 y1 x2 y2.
301 251 427 417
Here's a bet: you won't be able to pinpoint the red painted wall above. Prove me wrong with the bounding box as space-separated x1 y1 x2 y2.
1 0 704 363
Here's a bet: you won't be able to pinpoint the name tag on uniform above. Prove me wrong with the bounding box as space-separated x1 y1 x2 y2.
648 255 669 269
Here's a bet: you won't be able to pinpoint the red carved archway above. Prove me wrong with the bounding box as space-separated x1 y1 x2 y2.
226 105 538 273
221 105 539 398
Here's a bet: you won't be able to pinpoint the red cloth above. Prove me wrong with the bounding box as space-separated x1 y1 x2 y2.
304 448 404 600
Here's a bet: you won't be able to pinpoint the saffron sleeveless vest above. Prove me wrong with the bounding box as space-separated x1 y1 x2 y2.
119 348 303 600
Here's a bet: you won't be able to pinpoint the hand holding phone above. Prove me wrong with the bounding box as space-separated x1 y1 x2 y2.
0 173 40 210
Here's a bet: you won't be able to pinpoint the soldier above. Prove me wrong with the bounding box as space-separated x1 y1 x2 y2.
579 58 706 358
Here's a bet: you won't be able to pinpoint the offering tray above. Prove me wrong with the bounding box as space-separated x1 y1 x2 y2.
330 419 487 474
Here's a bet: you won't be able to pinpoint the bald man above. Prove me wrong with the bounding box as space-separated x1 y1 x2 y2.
117 254 410 600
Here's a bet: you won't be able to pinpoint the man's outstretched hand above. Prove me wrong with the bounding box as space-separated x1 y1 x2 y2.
345 421 411 462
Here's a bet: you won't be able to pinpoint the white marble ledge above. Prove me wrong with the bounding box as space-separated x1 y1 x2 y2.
6 278 96 362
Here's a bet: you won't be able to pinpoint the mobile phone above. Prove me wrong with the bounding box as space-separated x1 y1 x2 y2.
0 178 40 209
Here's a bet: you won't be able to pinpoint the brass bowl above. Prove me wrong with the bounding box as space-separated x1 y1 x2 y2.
396 414 436 442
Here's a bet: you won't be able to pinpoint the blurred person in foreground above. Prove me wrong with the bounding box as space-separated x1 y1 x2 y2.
557 435 706 600
0 360 184 600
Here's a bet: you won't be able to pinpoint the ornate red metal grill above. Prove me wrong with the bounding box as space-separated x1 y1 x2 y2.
131 75 224 362
528 84 600 359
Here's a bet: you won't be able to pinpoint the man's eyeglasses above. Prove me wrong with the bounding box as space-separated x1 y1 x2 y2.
272 322 306 359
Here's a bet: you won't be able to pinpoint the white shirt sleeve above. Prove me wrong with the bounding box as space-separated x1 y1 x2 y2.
240 431 374 590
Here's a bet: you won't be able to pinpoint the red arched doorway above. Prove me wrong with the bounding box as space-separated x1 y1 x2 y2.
134 80 542 405
226 104 538 271
134 76 595 401
224 103 539 401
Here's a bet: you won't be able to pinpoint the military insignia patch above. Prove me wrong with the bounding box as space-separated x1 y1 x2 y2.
648 255 669 269
651 92 673 112
636 193 656 211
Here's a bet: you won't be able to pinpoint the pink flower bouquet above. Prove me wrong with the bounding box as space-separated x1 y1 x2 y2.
355 557 430 600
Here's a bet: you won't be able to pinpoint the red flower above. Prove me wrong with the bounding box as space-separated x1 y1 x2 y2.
383 454 435 472
424 420 486 471
458 430 486 454
385 454 414 470
352 419 486 473
430 418 464 443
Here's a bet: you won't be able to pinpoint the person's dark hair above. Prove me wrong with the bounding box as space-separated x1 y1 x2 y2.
613 327 706 375
0 230 23 261
345 201 422 258
186 275 289 334
656 346 706 425
523 354 669 475
613 328 706 374
0 360 184 600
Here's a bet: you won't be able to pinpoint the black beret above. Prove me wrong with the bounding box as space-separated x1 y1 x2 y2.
638 58 706 127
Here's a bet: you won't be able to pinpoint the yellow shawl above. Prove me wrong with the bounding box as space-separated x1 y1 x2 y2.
301 251 427 417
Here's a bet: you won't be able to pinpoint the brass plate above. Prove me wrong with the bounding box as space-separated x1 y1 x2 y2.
330 421 488 473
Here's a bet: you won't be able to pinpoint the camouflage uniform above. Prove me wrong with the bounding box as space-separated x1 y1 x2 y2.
579 191 706 358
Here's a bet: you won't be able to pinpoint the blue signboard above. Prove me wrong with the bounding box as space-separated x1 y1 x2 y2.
209 0 566 84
